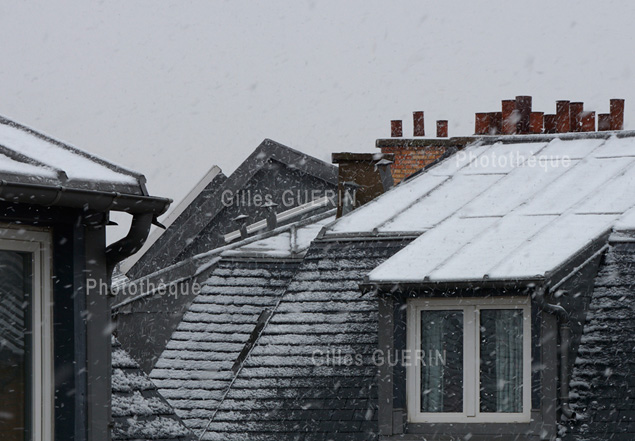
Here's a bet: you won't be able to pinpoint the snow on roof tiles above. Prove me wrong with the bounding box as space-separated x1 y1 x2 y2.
325 134 635 284
0 117 144 193
150 261 300 437
201 239 409 441
566 242 635 440
111 337 193 441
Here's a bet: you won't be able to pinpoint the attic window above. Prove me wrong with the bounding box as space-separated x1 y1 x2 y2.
406 297 531 423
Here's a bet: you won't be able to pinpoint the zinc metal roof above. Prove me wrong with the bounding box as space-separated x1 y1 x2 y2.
327 133 635 284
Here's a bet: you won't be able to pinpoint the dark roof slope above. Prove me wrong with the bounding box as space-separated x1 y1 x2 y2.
120 166 227 275
566 241 635 441
128 139 337 279
112 337 193 441
199 239 409 441
150 260 301 438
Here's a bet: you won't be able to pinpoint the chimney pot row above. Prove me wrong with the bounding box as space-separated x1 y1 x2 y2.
544 114 557 134
474 97 624 135
529 112 544 134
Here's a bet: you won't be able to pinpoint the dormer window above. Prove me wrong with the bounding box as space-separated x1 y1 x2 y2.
406 297 531 423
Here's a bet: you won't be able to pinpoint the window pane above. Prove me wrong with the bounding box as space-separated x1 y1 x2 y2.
420 310 463 413
0 251 31 441
480 309 523 413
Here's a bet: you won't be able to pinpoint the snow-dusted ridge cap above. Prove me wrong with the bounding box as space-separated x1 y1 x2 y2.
223 195 333 243
362 133 635 284
221 214 335 259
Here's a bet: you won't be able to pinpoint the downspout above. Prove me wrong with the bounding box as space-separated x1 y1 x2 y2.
105 213 154 282
535 285 576 420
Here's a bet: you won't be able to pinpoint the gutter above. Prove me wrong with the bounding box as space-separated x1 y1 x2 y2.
105 213 155 280
360 277 545 293
535 285 576 421
0 180 172 281
0 180 171 215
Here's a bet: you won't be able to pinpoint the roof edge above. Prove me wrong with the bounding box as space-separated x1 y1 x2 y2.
360 277 546 294
0 180 171 215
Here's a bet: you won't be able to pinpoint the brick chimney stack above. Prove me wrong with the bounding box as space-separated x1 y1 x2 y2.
332 153 395 218
475 96 623 135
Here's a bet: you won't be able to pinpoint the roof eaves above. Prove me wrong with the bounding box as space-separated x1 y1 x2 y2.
317 230 421 242
544 228 612 290
362 228 614 295
360 277 546 295
0 180 170 215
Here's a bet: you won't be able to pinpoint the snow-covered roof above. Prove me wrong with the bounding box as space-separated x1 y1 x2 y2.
326 133 635 284
197 239 409 440
0 116 146 194
150 260 301 438
111 337 193 441
221 214 334 259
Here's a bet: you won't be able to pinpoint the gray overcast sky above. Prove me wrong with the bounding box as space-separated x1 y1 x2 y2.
1 1 634 240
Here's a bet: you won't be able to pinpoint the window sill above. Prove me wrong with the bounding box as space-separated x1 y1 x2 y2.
382 410 548 441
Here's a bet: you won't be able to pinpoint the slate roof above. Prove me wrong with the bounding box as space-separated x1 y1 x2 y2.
0 116 147 194
323 133 635 284
196 239 409 441
565 240 635 441
147 212 336 437
113 209 335 371
112 337 194 441
150 259 301 438
126 138 337 279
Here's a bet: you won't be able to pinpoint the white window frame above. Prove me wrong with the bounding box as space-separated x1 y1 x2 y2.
407 296 531 424
0 228 53 441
